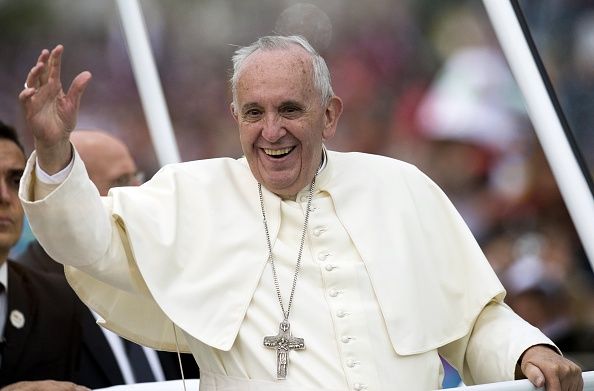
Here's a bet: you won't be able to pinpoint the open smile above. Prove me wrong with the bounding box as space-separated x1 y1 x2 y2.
262 147 296 159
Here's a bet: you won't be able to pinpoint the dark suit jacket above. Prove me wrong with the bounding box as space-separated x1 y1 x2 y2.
17 241 199 388
0 261 82 386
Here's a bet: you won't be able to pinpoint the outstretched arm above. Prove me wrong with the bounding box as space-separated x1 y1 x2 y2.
18 45 91 174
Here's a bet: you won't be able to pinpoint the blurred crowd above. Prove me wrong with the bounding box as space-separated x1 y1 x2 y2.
1 0 593 382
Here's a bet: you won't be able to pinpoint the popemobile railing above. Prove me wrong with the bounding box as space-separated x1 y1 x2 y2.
93 372 594 390
451 371 594 390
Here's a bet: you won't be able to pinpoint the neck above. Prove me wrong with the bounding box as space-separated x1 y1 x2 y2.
276 147 327 201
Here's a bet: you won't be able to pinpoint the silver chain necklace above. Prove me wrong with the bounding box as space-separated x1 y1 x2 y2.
260 175 316 380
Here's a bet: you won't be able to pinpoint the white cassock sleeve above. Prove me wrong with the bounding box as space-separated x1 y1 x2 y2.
438 300 558 384
20 149 187 352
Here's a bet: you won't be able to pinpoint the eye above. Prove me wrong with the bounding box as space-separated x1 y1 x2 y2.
243 108 262 121
280 105 303 118
9 174 22 190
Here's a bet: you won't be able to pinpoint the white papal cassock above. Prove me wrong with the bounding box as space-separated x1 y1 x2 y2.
20 149 553 391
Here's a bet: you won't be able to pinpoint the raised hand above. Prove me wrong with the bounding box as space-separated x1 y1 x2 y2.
18 45 92 174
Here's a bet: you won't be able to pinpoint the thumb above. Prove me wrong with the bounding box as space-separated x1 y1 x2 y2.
65 71 92 107
522 362 545 388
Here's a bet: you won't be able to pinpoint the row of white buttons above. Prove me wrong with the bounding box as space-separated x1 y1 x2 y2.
305 198 368 390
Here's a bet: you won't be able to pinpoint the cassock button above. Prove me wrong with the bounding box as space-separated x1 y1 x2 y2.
313 226 327 237
325 264 335 272
353 383 367 390
336 310 348 318
341 336 352 343
346 359 356 368
329 288 339 297
10 310 25 329
318 251 330 261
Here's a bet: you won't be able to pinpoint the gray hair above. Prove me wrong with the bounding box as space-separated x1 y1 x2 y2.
230 35 334 107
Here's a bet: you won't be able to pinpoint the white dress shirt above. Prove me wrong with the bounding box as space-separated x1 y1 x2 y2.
0 262 7 341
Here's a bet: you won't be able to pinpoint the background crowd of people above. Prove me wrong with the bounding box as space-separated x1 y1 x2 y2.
1 0 593 387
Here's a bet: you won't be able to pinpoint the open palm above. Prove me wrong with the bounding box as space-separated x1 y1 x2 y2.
19 45 91 172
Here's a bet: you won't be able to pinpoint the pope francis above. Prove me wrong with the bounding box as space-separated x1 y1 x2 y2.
18 36 582 390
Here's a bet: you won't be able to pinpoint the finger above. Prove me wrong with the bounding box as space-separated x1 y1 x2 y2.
65 71 92 106
542 371 562 391
47 44 64 85
25 49 49 89
25 61 45 90
522 362 545 388
36 48 50 67
568 368 583 391
18 87 37 102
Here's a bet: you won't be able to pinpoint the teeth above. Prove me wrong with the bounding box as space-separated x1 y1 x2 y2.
264 147 292 156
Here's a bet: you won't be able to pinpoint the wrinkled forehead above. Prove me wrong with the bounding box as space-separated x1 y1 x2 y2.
239 46 314 84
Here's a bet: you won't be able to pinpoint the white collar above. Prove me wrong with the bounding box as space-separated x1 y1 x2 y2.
0 261 7 291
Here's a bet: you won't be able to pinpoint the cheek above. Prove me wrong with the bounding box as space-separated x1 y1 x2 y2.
14 203 24 230
239 123 258 145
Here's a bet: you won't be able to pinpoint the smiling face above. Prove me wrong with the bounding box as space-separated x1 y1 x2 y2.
231 45 342 198
0 139 25 262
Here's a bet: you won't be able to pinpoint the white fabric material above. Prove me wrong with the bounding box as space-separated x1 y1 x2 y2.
0 262 7 338
95 379 200 391
20 149 554 390
34 155 74 184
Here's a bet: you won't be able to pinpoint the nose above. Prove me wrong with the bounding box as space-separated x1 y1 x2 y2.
0 180 12 205
261 113 286 143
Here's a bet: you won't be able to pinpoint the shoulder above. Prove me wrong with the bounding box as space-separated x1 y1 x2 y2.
14 241 62 275
8 261 72 302
158 157 248 176
329 150 419 173
328 150 433 187
144 157 251 188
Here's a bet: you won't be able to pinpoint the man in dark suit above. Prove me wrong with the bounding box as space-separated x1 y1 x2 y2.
16 130 199 388
0 121 88 390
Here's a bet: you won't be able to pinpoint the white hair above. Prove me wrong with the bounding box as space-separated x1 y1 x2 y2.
230 35 334 107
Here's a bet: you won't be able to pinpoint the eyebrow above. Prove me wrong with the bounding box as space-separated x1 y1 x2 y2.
279 100 303 107
240 100 304 111
240 102 262 111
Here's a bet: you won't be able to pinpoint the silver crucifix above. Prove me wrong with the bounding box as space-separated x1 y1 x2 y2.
263 320 305 379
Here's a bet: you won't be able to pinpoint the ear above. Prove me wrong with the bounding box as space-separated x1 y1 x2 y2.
322 96 343 141
230 102 239 122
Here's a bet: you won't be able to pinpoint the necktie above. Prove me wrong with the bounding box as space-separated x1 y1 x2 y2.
123 339 156 383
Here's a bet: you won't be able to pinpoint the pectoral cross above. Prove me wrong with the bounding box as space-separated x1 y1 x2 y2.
263 320 305 379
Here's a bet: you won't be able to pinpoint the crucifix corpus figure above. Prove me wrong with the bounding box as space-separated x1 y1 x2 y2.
264 320 305 379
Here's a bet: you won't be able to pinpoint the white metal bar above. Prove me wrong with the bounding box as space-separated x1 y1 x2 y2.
482 0 594 272
115 0 181 165
452 370 594 390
